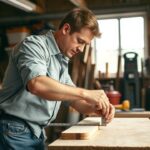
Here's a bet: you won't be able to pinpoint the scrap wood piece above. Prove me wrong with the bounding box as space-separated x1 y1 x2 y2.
60 117 101 140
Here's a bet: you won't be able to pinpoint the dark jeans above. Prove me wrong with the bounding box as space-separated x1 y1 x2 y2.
0 113 45 150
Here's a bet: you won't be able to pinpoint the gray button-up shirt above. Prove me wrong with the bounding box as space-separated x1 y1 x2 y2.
0 30 75 138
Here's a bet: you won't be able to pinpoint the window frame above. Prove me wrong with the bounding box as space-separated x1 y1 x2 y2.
94 11 148 78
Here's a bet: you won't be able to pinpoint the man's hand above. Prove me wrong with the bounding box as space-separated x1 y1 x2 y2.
89 103 115 124
103 104 115 123
84 90 110 117
70 91 115 124
83 89 115 124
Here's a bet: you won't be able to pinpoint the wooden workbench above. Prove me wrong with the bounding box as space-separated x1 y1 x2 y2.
115 111 150 118
48 118 150 150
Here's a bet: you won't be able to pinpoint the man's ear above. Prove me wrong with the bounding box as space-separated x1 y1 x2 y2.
62 23 71 35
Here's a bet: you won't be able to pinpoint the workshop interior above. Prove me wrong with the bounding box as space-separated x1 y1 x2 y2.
0 0 150 149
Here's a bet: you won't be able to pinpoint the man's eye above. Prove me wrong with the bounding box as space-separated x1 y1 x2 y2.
78 39 84 44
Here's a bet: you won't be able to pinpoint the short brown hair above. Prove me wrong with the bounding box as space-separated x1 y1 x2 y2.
59 8 101 37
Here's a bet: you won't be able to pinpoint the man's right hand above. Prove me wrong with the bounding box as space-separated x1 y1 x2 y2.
83 89 110 118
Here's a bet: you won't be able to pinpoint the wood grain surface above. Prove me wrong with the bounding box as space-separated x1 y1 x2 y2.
48 118 150 150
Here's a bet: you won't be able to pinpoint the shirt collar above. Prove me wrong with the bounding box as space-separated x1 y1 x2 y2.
46 30 60 55
46 30 70 62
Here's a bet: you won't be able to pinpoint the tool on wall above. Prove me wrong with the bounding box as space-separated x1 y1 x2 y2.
123 52 140 108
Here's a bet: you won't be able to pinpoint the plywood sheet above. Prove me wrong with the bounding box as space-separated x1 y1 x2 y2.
48 118 150 150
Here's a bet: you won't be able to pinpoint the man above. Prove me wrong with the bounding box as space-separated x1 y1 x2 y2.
0 8 115 150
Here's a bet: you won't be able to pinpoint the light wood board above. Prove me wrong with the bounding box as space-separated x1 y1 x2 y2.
48 118 150 150
115 111 150 118
60 117 101 140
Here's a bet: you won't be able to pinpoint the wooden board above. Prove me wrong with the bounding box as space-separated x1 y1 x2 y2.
48 118 150 150
115 111 150 118
60 117 101 140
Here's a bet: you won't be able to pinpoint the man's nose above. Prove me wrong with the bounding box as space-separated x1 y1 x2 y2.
77 45 85 52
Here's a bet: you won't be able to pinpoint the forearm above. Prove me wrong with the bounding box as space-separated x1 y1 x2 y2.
27 75 111 116
70 100 99 115
27 75 86 101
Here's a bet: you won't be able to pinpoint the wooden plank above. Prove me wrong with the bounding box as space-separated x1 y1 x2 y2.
60 117 101 140
48 118 150 150
115 111 150 118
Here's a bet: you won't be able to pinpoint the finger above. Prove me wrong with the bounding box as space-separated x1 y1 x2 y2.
104 105 110 118
101 90 110 103
98 101 103 110
102 100 110 117
105 118 112 124
106 110 115 123
106 104 115 121
101 93 110 107
95 101 103 110
103 94 110 103
98 91 110 116
101 103 108 116
105 114 113 123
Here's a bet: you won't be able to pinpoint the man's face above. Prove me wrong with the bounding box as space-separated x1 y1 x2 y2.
60 24 94 58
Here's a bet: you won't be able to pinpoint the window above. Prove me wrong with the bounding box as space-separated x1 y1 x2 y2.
94 12 147 77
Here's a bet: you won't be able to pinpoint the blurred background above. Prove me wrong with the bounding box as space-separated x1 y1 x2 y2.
0 0 150 146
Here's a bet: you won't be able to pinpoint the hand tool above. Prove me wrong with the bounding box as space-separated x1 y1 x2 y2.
114 100 130 111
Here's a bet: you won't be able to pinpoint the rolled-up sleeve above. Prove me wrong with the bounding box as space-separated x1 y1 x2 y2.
14 36 48 86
